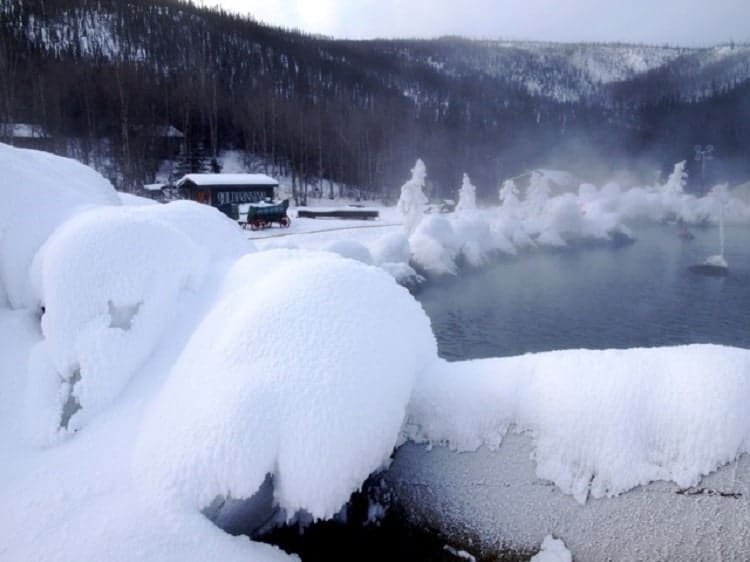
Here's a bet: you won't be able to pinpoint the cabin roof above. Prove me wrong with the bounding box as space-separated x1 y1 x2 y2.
176 173 278 188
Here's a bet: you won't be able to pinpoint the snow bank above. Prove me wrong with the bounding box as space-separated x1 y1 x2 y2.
323 239 374 264
405 345 750 503
0 143 119 308
135 250 436 519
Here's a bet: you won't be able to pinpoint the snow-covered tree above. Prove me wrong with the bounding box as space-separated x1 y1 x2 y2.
499 179 520 210
525 171 551 217
397 159 428 234
455 173 477 213
662 161 688 194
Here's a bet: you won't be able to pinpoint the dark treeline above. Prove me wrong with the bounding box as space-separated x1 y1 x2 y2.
1 0 749 199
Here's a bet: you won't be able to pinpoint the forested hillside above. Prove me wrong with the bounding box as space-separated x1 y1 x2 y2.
1 0 749 197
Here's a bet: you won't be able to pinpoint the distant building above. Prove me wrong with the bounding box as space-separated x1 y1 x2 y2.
176 173 278 216
149 125 185 139
140 124 184 158
0 123 53 150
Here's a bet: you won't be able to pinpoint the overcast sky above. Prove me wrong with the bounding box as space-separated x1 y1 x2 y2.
207 0 749 46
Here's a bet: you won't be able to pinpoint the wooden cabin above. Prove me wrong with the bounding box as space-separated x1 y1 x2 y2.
176 174 278 215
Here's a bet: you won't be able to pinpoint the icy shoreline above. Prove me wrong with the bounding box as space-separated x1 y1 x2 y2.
388 435 750 561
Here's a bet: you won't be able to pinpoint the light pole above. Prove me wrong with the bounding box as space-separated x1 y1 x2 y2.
694 144 715 192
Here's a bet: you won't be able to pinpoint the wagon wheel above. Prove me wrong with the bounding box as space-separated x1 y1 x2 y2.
250 219 263 231
279 216 291 228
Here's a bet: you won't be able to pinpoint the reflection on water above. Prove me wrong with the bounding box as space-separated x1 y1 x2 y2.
417 225 750 360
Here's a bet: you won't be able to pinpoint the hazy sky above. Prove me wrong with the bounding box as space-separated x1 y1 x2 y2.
208 0 749 46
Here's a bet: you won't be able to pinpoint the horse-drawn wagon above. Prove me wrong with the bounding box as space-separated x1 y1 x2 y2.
245 199 291 230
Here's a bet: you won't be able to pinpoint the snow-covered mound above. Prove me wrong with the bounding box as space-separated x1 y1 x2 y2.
27 203 246 442
0 143 120 308
135 250 436 519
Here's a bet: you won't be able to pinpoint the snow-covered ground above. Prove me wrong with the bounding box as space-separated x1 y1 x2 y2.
2 144 750 561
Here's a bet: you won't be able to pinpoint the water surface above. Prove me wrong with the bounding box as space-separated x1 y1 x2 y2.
417 225 750 360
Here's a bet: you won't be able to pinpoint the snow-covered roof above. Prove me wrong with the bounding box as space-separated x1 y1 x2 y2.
0 123 51 139
176 174 278 188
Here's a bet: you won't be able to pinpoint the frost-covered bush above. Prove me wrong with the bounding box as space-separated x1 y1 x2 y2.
370 231 411 265
397 159 428 234
499 178 521 210
524 171 552 220
455 173 477 213
497 179 531 250
409 215 460 275
662 160 687 195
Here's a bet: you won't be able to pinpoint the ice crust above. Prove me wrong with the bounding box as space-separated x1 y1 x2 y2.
405 346 750 504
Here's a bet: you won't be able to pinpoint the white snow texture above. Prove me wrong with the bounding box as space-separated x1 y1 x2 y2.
0 144 436 562
3 144 750 562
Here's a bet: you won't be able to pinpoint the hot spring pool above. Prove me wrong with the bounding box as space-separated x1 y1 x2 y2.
416 224 750 360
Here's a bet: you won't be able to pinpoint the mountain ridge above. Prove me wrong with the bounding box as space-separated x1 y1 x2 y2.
1 0 748 194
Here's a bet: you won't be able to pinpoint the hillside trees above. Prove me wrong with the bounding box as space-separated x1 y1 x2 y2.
0 0 748 195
